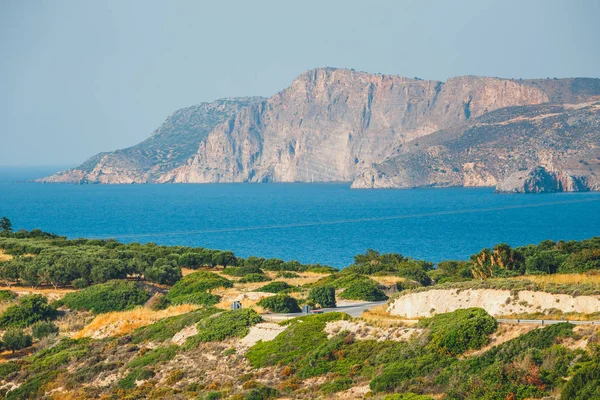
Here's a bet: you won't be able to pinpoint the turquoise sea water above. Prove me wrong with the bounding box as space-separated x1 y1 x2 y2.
0 167 599 267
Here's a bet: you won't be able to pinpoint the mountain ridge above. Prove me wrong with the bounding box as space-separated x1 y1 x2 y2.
37 68 600 192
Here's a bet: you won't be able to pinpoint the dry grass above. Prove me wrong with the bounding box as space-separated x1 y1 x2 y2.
73 304 197 339
0 250 12 262
360 305 418 327
7 286 76 301
512 273 600 285
370 275 406 286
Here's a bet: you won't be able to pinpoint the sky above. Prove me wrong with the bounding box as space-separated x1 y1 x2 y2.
1 0 599 166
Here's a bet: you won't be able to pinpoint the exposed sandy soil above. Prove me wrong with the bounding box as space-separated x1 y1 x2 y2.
325 320 422 342
236 323 288 350
389 288 600 318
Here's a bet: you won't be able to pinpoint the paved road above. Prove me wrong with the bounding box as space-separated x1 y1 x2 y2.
497 318 600 325
269 302 600 325
276 301 388 319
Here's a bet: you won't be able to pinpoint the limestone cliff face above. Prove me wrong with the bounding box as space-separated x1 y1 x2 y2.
37 68 600 190
352 101 600 192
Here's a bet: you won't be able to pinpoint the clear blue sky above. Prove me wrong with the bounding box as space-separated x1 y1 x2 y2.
1 0 599 166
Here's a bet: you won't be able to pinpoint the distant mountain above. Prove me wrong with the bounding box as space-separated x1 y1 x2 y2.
38 68 600 192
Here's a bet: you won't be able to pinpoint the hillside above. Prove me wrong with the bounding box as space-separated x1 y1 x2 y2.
37 69 600 192
0 224 600 398
352 100 600 191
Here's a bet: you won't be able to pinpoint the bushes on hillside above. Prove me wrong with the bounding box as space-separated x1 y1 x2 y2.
419 308 497 356
257 295 301 313
222 265 264 277
58 281 150 314
0 294 57 328
0 290 16 302
187 309 262 347
166 271 232 301
308 285 336 308
256 281 293 293
339 281 388 301
239 273 271 283
168 292 221 307
561 359 600 399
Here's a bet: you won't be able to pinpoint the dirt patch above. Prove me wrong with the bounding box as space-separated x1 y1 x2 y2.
236 323 287 351
171 324 198 345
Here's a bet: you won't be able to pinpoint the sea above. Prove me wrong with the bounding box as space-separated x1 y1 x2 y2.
0 166 599 268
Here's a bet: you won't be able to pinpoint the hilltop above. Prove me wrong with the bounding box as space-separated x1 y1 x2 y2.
38 68 600 192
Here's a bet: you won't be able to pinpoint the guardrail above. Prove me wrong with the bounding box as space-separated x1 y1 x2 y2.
497 318 600 325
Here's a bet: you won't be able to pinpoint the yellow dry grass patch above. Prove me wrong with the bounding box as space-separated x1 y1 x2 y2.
0 250 12 262
360 304 418 327
264 271 330 286
73 304 197 339
3 285 76 301
512 273 600 285
370 275 406 286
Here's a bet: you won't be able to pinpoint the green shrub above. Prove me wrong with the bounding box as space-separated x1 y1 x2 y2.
71 278 89 289
0 361 20 379
204 392 222 400
308 285 336 308
321 376 353 394
244 385 278 399
186 309 262 347
128 345 179 369
419 308 497 356
31 321 59 339
168 292 220 306
0 290 16 302
561 359 600 399
384 394 435 400
222 265 263 277
0 294 57 328
59 280 150 314
257 281 293 293
3 328 32 353
339 281 387 301
166 271 232 302
276 271 300 278
257 295 301 313
239 273 271 283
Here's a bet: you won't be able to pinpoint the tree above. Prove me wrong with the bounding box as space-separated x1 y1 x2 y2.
212 251 237 267
308 285 336 308
145 258 182 285
0 217 13 233
2 328 32 353
31 321 59 339
257 294 301 313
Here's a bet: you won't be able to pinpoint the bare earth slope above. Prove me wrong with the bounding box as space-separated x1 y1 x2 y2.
38 68 600 191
